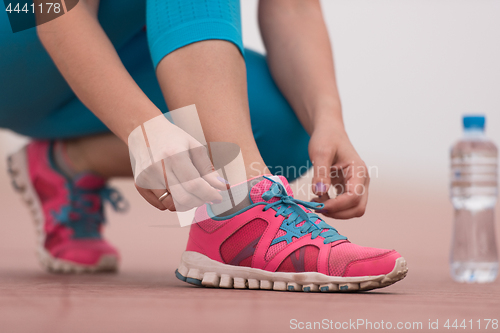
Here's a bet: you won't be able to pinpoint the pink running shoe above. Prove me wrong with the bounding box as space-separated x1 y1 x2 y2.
176 175 407 292
7 141 127 273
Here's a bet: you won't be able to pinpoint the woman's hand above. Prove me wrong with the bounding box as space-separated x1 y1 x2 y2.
308 123 370 219
131 119 226 212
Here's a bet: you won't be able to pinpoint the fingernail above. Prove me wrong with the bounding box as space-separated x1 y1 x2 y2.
217 176 230 185
315 182 327 193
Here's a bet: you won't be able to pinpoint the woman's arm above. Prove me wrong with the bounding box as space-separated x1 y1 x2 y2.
37 0 224 210
37 0 161 142
258 0 369 219
258 0 341 134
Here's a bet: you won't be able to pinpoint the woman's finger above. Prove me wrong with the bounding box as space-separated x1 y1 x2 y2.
330 170 345 197
150 188 176 211
319 192 360 214
325 194 368 219
167 149 222 203
135 185 168 211
164 172 207 211
189 145 228 191
320 168 368 216
320 172 367 213
203 170 230 191
310 148 335 196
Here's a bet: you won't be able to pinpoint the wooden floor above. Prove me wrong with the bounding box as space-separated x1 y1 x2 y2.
1 173 499 333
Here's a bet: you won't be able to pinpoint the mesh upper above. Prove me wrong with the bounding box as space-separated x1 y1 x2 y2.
265 229 287 261
220 218 268 266
260 177 323 261
328 242 392 276
277 245 319 272
239 256 252 267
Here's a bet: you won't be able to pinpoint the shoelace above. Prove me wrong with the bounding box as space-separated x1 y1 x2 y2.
53 185 128 238
261 178 347 245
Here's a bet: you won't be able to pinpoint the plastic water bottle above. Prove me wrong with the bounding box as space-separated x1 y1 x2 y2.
450 115 498 283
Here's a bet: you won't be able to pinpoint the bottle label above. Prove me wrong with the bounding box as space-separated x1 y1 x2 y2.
451 155 497 189
451 156 497 165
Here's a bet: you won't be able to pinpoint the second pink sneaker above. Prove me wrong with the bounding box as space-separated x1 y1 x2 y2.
176 175 408 292
8 141 127 273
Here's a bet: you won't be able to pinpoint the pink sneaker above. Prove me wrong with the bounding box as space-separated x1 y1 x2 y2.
176 175 407 292
8 141 127 273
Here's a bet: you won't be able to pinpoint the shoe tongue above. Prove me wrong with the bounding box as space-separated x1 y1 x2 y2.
73 173 106 190
249 175 294 204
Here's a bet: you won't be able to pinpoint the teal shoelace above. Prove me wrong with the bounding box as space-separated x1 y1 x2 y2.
53 185 128 239
261 178 347 245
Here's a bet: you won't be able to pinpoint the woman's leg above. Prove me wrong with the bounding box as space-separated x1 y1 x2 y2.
147 0 266 181
147 0 309 182
155 40 269 180
63 134 132 178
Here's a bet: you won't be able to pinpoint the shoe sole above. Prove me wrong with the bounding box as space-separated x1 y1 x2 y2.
176 251 408 292
7 146 119 274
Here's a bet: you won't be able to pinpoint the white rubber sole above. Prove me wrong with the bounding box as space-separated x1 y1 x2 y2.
176 251 408 292
7 146 119 274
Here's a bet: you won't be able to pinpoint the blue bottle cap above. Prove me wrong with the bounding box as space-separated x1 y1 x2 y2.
463 115 485 131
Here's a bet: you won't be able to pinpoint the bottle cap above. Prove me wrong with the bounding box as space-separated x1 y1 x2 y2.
463 115 485 131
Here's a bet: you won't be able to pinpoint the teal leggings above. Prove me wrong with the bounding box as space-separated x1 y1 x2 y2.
0 0 310 181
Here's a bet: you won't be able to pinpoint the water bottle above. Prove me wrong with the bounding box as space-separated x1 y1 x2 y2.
450 115 498 283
